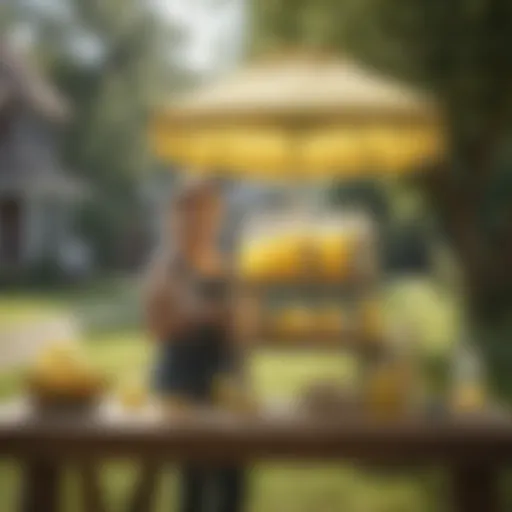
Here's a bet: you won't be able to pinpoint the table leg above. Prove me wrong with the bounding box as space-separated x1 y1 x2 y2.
19 459 62 512
77 461 107 512
125 463 161 512
451 464 498 512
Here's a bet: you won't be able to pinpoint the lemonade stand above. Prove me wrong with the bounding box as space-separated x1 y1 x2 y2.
150 52 444 415
20 54 445 417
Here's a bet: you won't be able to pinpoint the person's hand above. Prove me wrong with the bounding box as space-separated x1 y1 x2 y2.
195 298 228 324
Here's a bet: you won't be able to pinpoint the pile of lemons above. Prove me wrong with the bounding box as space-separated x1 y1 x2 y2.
28 341 104 402
238 226 364 284
268 299 384 341
271 306 342 338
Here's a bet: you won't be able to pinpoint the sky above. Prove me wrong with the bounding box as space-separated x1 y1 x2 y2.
11 0 245 74
153 0 245 74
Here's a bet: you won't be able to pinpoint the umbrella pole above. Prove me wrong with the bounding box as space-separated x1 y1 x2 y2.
288 126 325 214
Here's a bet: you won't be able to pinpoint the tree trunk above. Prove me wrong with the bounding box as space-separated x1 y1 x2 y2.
472 319 512 403
422 118 512 402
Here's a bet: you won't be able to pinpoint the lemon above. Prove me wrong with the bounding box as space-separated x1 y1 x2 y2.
315 231 356 281
117 379 147 410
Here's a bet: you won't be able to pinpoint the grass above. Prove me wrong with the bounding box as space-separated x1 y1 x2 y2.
0 278 141 334
0 298 61 329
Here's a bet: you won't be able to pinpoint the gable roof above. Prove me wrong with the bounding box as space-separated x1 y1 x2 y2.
0 44 79 197
0 42 69 121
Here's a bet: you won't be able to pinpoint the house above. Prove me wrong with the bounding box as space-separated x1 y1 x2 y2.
0 44 87 277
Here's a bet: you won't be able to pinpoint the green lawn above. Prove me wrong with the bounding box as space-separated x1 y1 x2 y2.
0 277 459 511
0 297 60 329
0 278 141 334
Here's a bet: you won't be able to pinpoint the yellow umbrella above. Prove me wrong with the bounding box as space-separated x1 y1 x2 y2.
150 53 444 179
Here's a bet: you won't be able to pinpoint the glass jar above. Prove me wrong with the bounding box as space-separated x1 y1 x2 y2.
450 340 487 413
364 324 422 419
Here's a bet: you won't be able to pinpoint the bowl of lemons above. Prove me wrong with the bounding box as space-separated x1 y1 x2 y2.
26 341 106 414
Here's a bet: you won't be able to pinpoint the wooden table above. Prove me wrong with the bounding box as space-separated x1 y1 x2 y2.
0 400 511 512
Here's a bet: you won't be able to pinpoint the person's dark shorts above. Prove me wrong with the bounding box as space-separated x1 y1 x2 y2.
152 335 233 402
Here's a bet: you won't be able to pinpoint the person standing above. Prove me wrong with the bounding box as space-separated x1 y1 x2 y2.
130 179 246 512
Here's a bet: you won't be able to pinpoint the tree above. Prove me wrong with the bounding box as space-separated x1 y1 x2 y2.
9 0 191 267
252 0 512 397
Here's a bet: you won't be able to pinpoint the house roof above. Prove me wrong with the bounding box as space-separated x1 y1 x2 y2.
0 43 80 197
0 42 69 121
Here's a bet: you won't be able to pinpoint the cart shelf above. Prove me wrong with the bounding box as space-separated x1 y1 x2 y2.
235 278 376 295
247 335 385 355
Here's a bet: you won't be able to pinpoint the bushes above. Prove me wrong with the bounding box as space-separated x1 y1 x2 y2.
0 259 66 289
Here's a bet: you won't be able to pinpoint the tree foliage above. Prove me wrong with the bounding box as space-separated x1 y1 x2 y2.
9 0 189 267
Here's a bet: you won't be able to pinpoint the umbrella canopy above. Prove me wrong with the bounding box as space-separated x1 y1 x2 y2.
150 53 444 179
